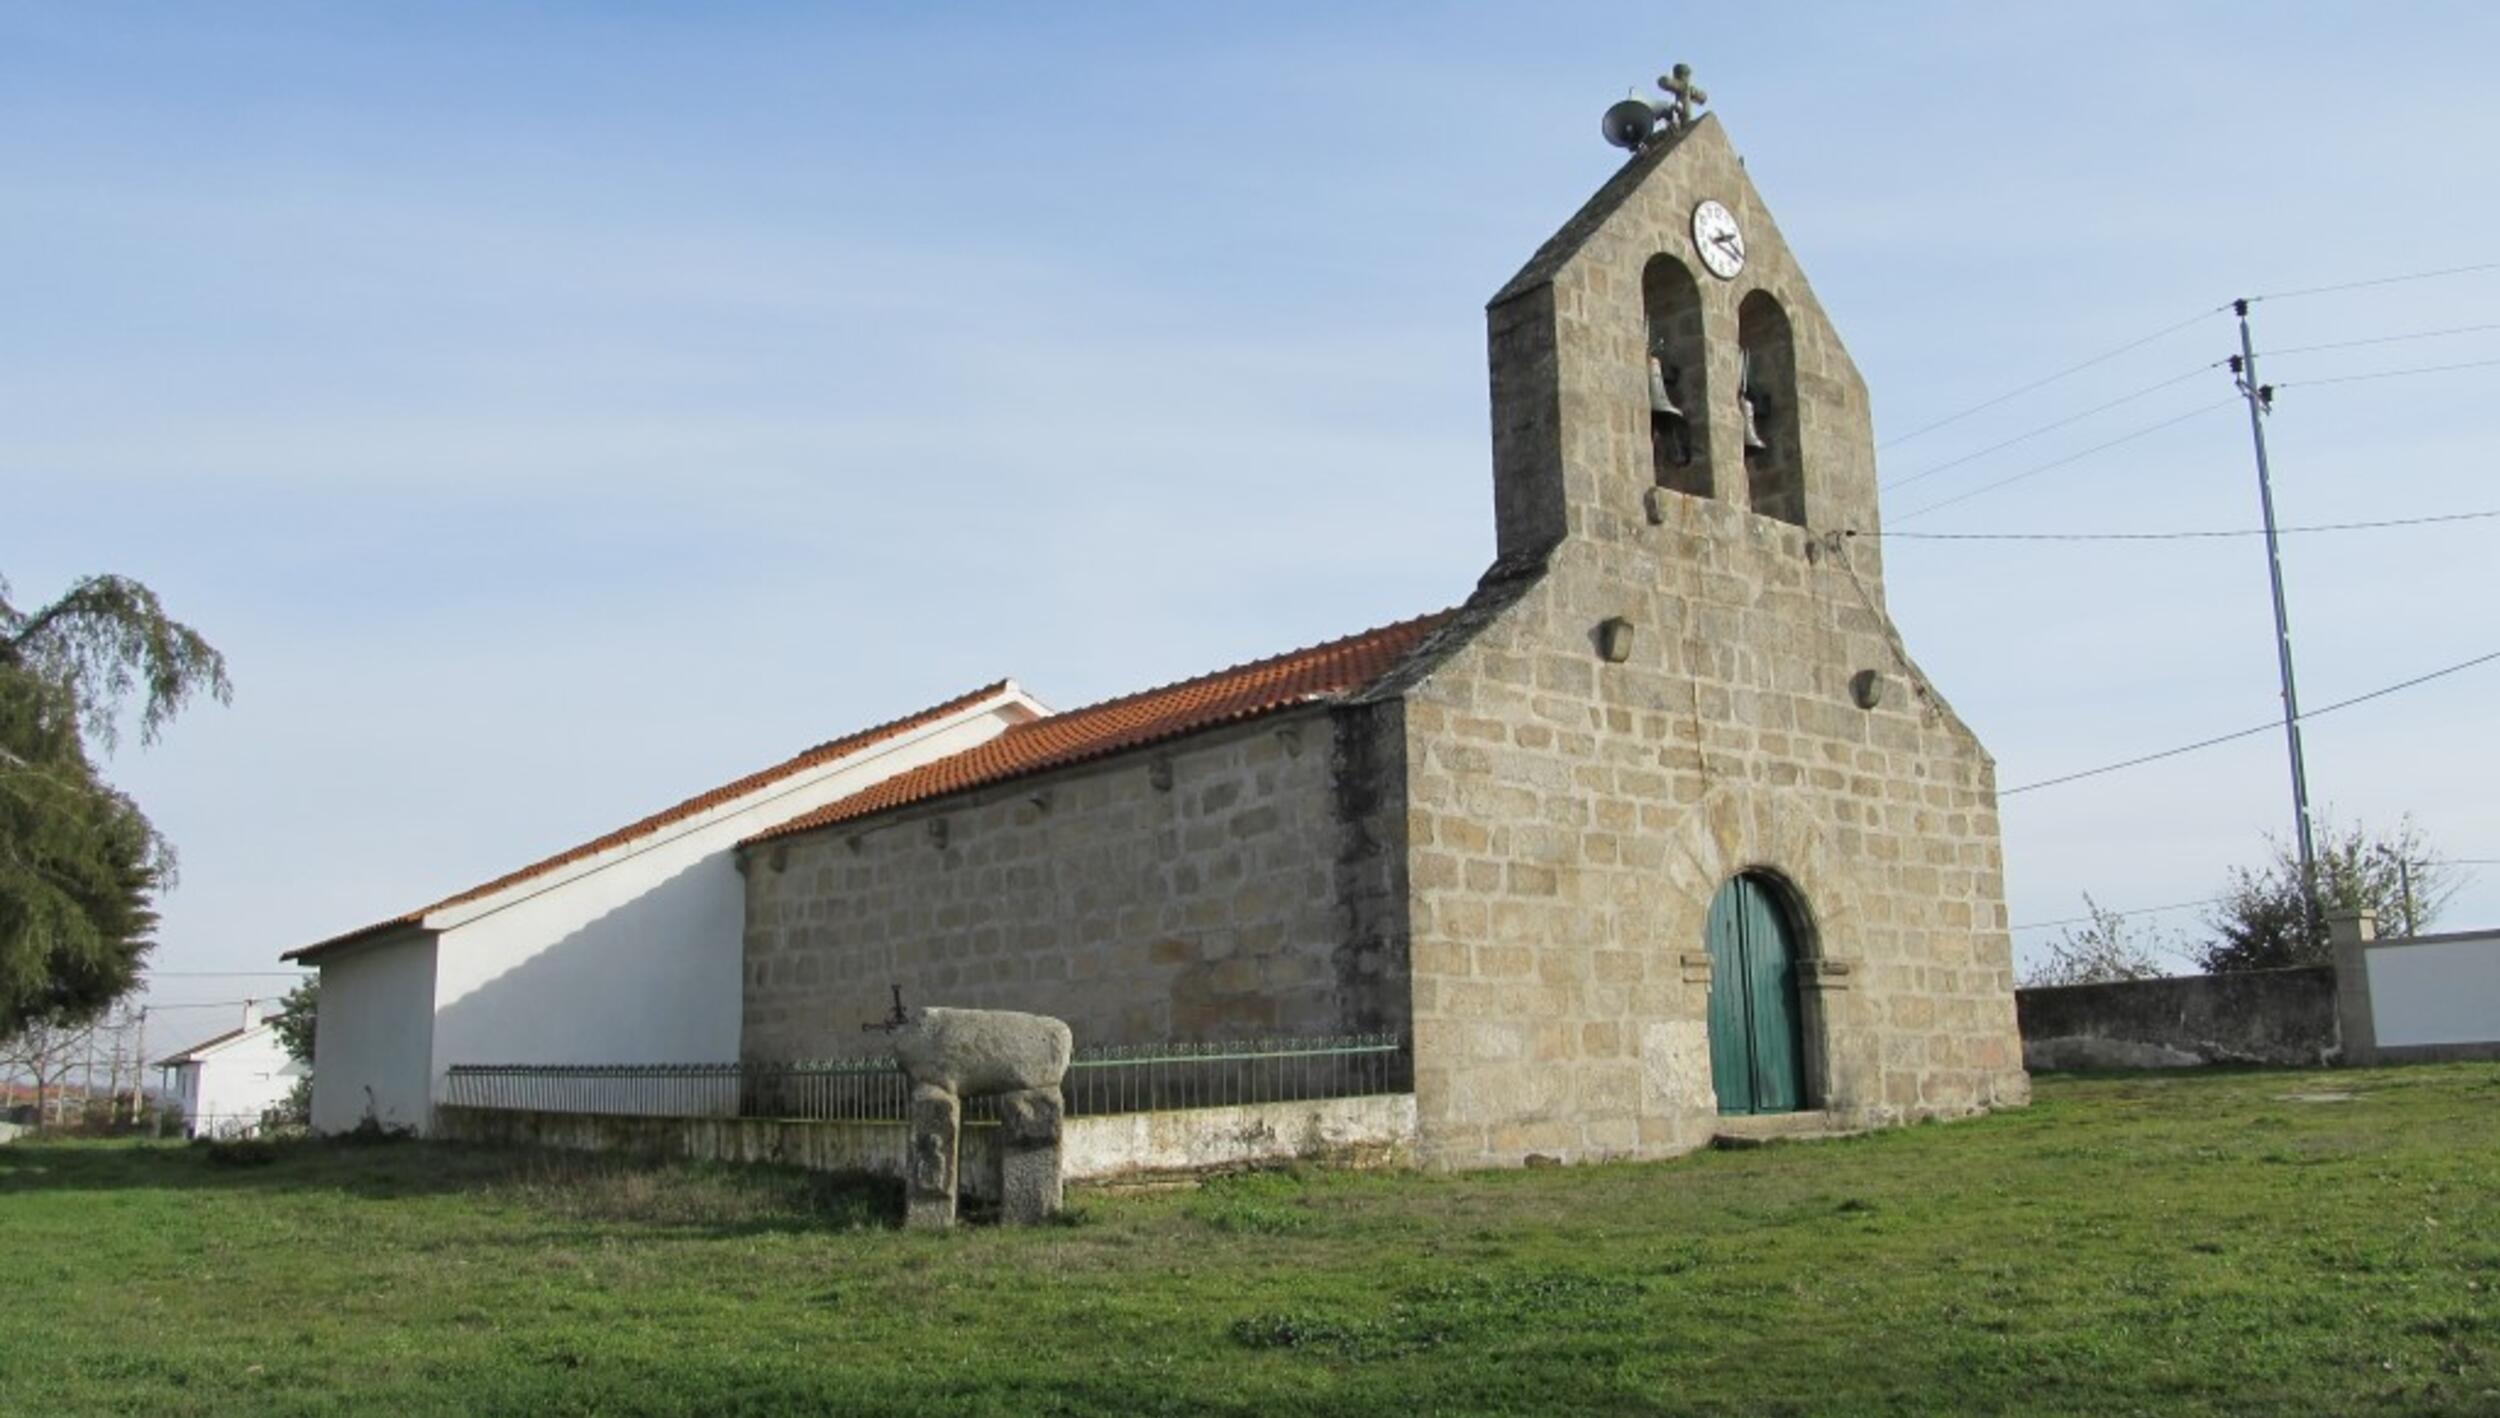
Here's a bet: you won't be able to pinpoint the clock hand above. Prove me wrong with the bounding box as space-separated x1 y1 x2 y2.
1713 232 1742 250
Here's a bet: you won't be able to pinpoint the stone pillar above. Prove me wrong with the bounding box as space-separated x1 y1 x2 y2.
996 1086 1065 1225
2329 910 2380 1068
905 1084 960 1230
1798 957 1859 1117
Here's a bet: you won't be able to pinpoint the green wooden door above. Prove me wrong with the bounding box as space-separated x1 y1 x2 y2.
1703 875 1806 1115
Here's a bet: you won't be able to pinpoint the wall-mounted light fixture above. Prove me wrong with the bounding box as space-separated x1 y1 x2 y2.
1598 616 1637 664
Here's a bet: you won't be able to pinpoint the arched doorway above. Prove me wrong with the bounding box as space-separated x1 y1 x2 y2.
1704 873 1808 1115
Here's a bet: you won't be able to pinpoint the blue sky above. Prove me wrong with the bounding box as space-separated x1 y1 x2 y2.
10 4 2498 1054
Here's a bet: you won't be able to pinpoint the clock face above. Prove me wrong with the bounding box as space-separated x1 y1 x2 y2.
1691 199 1745 280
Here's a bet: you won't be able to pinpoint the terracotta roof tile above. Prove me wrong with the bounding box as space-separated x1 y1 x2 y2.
284 680 1019 962
745 610 1453 847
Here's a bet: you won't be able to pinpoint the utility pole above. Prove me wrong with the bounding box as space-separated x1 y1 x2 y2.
2229 298 2320 933
2398 855 2417 938
129 1007 147 1129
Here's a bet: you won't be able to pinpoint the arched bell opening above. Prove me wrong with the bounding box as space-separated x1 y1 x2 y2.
1642 254 1712 501
1736 290 1805 527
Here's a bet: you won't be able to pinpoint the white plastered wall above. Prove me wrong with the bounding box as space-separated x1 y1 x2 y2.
182 1026 306 1138
311 930 439 1133
421 699 1039 1106
2365 931 2500 1047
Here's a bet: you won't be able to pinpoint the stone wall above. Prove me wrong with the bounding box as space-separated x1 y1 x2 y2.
434 1094 1416 1192
1396 115 2026 1170
739 707 1408 1061
1398 521 2025 1167
434 1104 1002 1198
2016 968 2339 1069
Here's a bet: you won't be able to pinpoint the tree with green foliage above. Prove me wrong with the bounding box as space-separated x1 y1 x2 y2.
2196 815 2458 973
0 574 229 1036
267 975 317 1128
2020 895 2178 987
272 975 316 1064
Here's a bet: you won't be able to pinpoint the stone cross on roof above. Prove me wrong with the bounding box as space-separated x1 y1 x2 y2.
1658 63 1708 130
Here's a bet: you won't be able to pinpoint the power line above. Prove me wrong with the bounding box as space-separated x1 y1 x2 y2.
1877 306 2223 451
2001 647 2500 797
2277 355 2500 389
1891 399 2236 522
2267 320 2500 358
2011 896 2221 932
2010 857 2495 932
2248 261 2500 304
1855 508 2500 543
1878 263 2499 455
146 971 312 979
1881 362 2221 493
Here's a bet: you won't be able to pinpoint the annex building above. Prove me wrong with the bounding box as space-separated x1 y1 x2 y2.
295 109 2028 1166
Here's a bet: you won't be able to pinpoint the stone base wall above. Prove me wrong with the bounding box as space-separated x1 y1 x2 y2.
740 709 1406 1061
2017 967 2340 1070
1059 1094 1415 1182
434 1104 1005 1201
434 1095 1416 1192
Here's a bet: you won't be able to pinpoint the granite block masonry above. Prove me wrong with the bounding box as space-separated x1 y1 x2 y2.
738 107 2027 1172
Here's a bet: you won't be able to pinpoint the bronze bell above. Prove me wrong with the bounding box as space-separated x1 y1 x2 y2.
1647 354 1686 419
1739 352 1770 452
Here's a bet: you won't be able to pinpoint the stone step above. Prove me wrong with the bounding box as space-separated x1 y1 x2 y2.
1709 1110 1865 1150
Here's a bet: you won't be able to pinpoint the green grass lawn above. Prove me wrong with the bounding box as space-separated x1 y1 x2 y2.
2 1066 2495 1417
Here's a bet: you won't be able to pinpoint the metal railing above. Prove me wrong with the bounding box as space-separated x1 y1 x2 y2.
442 1032 1409 1122
1062 1033 1408 1115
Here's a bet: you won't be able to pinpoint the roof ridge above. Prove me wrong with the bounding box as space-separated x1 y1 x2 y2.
1025 612 1458 727
424 676 1021 911
1489 112 1711 308
283 677 1023 961
154 1022 259 1065
742 607 1457 848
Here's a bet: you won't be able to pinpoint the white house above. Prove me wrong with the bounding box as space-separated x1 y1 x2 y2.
283 680 1048 1134
155 1002 305 1139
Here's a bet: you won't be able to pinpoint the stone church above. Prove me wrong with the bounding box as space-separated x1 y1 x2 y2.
735 108 2030 1168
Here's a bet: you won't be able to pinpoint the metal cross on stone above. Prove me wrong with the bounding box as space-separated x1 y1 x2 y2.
1658 63 1708 130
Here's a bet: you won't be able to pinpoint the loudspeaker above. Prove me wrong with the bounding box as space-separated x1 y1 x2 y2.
1601 97 1662 151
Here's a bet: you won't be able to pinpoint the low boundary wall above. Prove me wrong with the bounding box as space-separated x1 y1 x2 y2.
434 1093 1417 1193
2338 924 2500 1066
2015 967 2339 1070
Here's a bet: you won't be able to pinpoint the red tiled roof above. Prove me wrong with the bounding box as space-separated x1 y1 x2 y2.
283 680 1020 962
745 611 1453 847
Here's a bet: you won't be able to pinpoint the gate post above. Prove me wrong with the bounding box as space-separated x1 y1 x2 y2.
996 1086 1065 1224
2329 911 2379 1067
904 1084 960 1230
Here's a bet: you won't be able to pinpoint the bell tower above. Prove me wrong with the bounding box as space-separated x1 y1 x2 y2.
1401 74 2026 1168
1484 78 1883 579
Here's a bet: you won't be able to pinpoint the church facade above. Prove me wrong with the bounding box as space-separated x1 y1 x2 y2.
737 114 2029 1169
